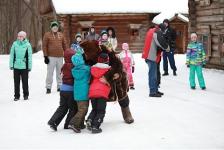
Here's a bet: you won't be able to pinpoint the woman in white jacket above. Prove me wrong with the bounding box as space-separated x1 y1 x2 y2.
107 27 118 51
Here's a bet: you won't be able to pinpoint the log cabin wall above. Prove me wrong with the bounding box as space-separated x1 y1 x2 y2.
189 0 224 69
0 0 42 54
58 14 156 53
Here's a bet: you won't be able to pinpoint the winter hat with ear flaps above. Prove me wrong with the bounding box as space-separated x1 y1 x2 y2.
50 21 59 28
100 30 108 36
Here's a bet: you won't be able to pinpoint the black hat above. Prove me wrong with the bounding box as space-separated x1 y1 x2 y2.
163 19 170 24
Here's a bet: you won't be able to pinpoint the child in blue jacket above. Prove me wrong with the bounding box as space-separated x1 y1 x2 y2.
68 53 90 133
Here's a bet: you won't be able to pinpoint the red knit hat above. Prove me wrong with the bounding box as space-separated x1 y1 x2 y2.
97 53 109 64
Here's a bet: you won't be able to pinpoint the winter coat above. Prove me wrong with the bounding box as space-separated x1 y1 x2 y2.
86 32 100 41
142 28 169 63
89 63 111 99
108 37 118 51
99 39 113 51
186 42 206 66
119 50 135 85
42 31 67 57
9 39 32 70
71 54 90 101
61 49 75 85
164 26 176 50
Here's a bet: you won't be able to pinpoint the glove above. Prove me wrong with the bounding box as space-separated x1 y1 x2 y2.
44 56 49 64
28 69 31 72
132 66 135 73
186 64 190 68
10 67 13 70
202 64 206 68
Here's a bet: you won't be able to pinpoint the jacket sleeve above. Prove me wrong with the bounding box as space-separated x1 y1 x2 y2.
130 52 135 66
200 43 206 65
186 44 191 65
113 38 118 50
62 34 68 51
27 43 33 70
42 33 48 56
9 42 15 69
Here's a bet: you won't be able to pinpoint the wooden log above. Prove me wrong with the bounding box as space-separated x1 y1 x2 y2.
196 15 224 22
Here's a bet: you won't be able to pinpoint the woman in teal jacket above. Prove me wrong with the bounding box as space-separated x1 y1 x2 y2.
69 53 90 133
186 33 206 90
9 31 32 101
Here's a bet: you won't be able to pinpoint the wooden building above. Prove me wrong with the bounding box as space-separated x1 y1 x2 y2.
39 0 188 53
153 13 189 53
0 0 42 54
188 0 224 69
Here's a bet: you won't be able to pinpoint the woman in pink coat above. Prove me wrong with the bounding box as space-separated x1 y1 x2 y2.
119 43 135 89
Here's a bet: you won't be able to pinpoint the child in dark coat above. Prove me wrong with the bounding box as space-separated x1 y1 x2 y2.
86 53 111 133
47 49 77 131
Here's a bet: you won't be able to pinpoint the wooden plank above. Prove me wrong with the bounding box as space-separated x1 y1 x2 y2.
196 15 224 22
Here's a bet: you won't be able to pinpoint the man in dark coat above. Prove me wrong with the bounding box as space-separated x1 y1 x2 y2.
162 19 177 76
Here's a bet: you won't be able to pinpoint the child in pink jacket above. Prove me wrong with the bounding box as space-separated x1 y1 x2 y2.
119 43 135 89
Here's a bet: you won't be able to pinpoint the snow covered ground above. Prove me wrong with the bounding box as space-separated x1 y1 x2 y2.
0 52 224 150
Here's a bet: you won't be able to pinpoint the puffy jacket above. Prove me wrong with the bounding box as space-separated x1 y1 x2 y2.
142 28 169 63
186 42 206 66
89 63 111 99
71 54 90 101
9 39 32 70
61 49 75 85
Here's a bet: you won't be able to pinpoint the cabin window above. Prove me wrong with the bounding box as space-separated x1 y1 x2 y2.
129 24 142 40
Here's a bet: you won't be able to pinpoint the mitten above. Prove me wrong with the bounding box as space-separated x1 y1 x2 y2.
44 56 49 64
132 66 135 73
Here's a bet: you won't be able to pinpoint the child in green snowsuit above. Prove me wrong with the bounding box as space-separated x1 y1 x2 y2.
186 33 206 90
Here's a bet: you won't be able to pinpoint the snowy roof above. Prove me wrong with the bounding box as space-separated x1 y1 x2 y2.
152 12 189 24
52 0 188 14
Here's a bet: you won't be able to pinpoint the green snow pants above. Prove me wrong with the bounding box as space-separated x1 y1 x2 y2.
189 65 206 89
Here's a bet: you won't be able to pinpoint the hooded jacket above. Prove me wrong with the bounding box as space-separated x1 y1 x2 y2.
71 54 90 101
89 63 111 99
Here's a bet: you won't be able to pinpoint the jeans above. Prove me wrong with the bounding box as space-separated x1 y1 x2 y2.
146 60 158 94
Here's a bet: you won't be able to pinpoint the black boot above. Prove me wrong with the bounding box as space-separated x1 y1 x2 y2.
162 72 169 76
92 127 102 134
68 124 81 133
48 122 57 131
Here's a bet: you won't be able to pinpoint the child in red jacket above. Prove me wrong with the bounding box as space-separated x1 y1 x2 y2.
86 53 111 133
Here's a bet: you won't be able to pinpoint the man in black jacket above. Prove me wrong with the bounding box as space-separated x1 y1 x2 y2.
162 19 177 76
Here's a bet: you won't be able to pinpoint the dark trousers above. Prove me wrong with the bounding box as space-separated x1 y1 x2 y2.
157 61 161 87
14 69 29 99
48 91 78 128
87 98 107 128
163 50 177 73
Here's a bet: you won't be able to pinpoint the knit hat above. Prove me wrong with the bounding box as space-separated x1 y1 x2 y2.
97 53 109 64
75 33 82 39
50 21 59 28
100 30 108 36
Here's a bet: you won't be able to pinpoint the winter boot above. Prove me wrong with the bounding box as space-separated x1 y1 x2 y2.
48 122 57 131
121 106 134 124
68 124 81 133
86 119 92 131
92 127 102 134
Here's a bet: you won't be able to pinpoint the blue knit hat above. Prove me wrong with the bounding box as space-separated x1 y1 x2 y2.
100 30 108 36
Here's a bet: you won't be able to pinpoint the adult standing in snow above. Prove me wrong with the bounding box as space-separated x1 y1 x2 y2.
9 31 32 101
186 33 206 90
142 24 169 97
42 21 68 94
85 26 100 41
162 19 177 76
107 27 118 51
